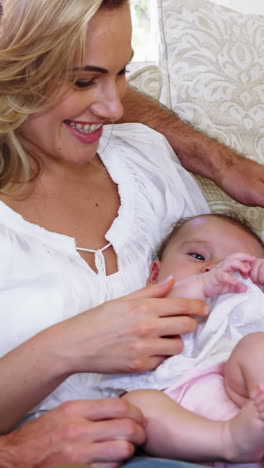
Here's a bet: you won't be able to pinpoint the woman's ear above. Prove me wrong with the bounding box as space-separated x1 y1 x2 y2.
148 260 161 284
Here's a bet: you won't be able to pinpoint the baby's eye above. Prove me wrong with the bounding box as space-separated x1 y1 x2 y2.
188 252 205 261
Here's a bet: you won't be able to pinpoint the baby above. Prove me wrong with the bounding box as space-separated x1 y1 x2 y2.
118 213 264 465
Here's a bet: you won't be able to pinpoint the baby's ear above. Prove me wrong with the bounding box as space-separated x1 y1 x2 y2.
148 260 161 284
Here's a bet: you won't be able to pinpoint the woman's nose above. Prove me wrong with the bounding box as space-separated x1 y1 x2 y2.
91 83 124 122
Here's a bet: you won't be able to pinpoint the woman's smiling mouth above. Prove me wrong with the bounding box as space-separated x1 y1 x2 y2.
64 120 103 144
64 120 103 135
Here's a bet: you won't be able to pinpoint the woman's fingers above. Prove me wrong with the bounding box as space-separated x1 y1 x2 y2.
4 399 146 468
121 336 184 373
133 337 184 371
126 276 175 299
76 418 146 445
131 296 208 321
154 297 208 318
92 463 120 468
157 314 198 335
42 400 145 466
68 439 136 465
55 399 145 427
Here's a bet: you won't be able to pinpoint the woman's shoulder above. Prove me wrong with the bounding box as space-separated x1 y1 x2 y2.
103 122 172 150
100 122 181 172
104 122 163 137
0 201 58 264
110 122 166 140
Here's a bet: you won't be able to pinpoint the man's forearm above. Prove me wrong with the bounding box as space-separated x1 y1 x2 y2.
121 86 264 207
121 86 237 186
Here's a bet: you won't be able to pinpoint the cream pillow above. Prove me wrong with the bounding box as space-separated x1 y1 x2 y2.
157 0 264 238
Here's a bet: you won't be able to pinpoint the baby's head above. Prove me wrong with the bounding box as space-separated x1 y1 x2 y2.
148 213 264 284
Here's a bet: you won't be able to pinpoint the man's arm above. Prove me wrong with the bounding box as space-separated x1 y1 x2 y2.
121 87 264 207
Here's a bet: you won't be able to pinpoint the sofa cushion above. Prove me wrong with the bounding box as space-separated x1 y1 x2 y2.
157 0 264 238
128 65 162 101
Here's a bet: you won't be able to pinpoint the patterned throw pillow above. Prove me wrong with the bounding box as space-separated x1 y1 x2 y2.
157 0 264 238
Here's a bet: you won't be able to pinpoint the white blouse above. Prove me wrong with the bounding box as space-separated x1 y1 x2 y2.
0 123 209 416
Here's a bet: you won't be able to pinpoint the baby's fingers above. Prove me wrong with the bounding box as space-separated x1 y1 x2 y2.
219 271 247 294
225 259 253 276
231 281 248 293
237 262 252 279
250 260 264 286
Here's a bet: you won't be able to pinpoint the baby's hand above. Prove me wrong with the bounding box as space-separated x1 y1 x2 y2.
168 253 255 301
202 252 255 298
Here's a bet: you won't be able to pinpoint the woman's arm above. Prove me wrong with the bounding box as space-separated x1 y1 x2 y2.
0 328 70 433
0 278 208 433
121 87 264 207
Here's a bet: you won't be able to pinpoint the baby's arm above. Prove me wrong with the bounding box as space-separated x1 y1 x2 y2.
167 253 255 301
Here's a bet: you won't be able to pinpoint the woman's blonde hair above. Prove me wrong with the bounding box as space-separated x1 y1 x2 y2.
0 0 126 192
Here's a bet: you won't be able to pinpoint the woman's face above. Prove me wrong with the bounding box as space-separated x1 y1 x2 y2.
18 2 132 168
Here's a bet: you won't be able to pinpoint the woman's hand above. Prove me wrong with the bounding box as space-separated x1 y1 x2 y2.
1 399 146 468
53 277 208 375
0 277 208 433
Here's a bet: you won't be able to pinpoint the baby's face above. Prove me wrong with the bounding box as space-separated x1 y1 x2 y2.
154 215 264 284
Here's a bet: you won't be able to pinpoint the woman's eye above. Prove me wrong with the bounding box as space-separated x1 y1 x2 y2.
73 66 130 88
118 66 130 76
189 252 205 261
74 80 94 88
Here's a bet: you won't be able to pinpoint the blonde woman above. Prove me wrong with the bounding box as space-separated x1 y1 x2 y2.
0 0 211 466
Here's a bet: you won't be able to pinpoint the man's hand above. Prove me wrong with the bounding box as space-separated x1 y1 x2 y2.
212 151 264 207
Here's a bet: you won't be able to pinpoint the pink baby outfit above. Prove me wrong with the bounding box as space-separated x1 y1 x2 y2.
165 361 239 421
165 362 258 468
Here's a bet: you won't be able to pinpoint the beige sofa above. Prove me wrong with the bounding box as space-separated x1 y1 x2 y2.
129 0 264 239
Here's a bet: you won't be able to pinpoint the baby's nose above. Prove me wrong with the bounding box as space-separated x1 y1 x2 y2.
201 263 215 273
